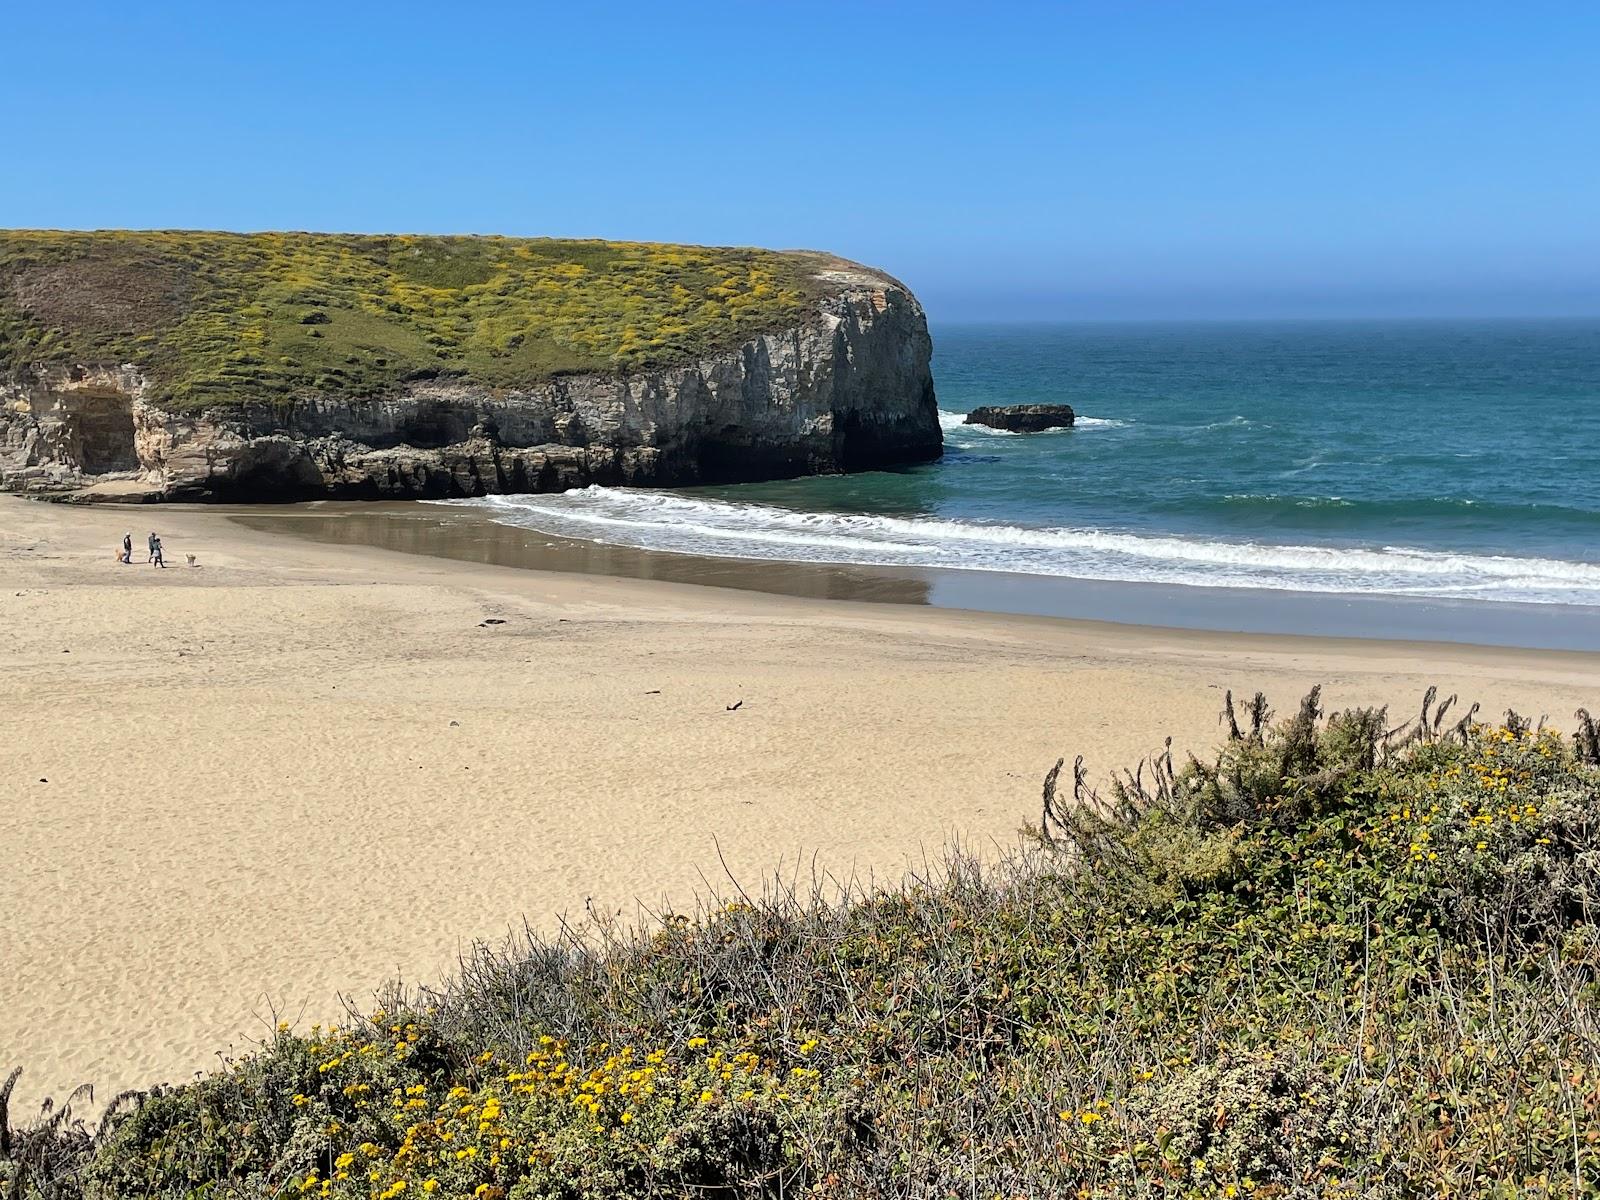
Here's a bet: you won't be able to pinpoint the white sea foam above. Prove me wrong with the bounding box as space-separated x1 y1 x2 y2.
435 488 1600 606
938 410 1018 436
1194 415 1255 432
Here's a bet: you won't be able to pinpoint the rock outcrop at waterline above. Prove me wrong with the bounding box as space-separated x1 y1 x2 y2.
0 238 938 501
963 403 1075 433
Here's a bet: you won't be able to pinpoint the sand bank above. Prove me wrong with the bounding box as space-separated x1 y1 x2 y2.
2 496 1595 1114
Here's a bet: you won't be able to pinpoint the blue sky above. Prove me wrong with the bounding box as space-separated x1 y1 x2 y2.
7 1 1598 320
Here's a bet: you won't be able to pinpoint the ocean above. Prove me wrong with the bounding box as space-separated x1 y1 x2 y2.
441 320 1600 611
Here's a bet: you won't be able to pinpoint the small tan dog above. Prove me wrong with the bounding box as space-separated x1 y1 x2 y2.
185 554 197 567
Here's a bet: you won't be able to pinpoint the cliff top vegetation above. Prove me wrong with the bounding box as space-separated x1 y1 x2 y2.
0 231 841 410
7 689 1600 1198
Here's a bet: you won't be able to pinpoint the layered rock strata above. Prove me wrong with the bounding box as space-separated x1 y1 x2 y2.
1 265 939 502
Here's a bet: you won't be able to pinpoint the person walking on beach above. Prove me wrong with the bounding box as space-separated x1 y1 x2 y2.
147 531 158 563
121 532 132 564
151 534 165 569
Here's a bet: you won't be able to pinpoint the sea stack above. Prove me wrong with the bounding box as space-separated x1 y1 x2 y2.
963 403 1076 433
0 232 941 502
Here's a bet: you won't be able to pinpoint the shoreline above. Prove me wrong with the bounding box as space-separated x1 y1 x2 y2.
239 497 1600 652
3 494 1597 1117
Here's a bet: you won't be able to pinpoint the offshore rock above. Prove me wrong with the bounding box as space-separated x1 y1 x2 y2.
0 261 939 502
963 404 1076 433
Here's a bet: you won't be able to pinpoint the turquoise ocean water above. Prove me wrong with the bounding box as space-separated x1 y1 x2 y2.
447 321 1600 608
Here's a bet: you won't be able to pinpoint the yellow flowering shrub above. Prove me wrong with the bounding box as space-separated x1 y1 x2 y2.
0 231 829 409
10 690 1599 1198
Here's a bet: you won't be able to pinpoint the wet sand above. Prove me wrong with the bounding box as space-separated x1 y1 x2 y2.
3 495 1597 1116
238 500 1600 651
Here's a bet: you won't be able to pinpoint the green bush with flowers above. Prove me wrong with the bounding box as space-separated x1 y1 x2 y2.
0 231 830 410
6 690 1600 1198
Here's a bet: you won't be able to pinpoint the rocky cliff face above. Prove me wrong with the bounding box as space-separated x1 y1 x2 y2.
0 264 938 502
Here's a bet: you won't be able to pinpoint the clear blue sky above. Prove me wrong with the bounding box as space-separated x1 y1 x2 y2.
8 1 1598 320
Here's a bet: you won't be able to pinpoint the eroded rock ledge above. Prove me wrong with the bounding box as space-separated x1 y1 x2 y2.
1 264 939 502
963 404 1076 433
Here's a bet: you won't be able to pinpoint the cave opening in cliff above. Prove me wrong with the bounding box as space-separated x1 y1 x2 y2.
696 428 805 484
68 392 139 474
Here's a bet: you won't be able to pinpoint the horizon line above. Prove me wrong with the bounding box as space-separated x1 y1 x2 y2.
930 312 1600 325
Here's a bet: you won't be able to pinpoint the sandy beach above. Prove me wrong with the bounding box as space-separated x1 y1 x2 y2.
3 495 1596 1116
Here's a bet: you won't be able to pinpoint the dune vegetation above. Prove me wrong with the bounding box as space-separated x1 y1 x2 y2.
0 231 831 410
5 689 1600 1198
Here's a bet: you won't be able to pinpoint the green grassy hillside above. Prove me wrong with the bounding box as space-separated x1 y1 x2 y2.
0 232 831 410
7 690 1599 1198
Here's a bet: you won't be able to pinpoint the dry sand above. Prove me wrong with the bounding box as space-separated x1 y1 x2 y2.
3 495 1597 1115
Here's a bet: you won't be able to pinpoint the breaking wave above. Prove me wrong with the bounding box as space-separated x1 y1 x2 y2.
436 488 1600 606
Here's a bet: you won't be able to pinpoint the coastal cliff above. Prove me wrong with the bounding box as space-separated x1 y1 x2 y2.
0 233 939 501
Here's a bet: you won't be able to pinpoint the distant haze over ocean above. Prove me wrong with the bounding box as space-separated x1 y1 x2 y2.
446 320 1600 609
